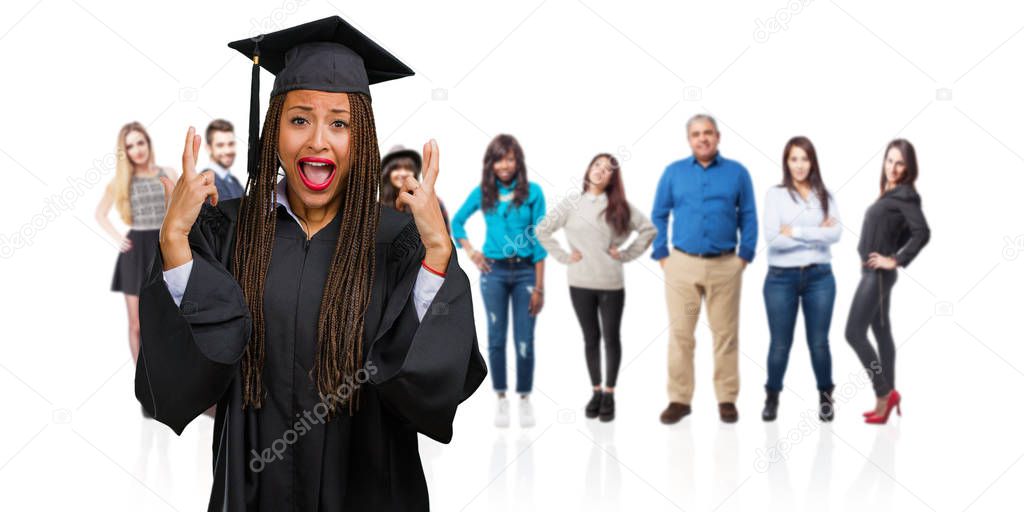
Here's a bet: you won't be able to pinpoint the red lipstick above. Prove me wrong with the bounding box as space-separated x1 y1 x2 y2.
297 156 337 192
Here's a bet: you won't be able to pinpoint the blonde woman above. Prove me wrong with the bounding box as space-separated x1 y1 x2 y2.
95 122 178 365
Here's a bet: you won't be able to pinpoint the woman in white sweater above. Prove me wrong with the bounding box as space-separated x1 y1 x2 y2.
536 153 656 421
760 136 841 423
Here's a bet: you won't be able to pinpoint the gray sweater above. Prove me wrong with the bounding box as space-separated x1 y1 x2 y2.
536 191 657 290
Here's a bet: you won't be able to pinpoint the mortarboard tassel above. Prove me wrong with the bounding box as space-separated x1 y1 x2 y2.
247 41 261 194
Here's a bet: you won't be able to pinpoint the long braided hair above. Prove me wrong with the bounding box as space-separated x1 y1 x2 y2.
232 91 381 416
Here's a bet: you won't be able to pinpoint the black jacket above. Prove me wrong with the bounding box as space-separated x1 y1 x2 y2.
857 184 930 267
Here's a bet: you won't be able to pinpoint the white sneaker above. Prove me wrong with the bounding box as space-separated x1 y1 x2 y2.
494 397 510 428
519 397 536 428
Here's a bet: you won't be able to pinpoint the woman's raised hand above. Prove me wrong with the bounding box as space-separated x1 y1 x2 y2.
159 126 219 241
396 139 450 253
396 139 454 277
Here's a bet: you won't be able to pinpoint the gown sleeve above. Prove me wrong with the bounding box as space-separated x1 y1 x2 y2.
368 218 487 444
135 202 252 435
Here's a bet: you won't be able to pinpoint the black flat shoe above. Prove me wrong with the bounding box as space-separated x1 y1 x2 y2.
761 390 779 422
598 392 615 422
585 390 602 419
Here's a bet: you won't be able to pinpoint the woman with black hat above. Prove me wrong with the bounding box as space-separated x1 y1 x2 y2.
381 144 451 234
135 16 486 510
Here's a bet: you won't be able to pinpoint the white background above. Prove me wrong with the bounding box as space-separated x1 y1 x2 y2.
2 0 1022 510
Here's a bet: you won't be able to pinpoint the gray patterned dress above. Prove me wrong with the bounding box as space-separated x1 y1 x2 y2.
110 167 168 295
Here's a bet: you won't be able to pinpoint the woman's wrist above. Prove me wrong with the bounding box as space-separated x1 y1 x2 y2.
423 245 451 275
160 235 193 271
421 259 446 277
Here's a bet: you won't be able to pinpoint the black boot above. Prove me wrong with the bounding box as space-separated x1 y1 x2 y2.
818 386 835 422
585 390 603 419
762 390 779 422
598 392 615 422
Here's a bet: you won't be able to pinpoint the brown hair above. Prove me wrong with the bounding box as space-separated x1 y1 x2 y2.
879 138 919 196
232 92 381 416
582 153 631 236
781 136 830 218
205 119 234 144
480 134 528 211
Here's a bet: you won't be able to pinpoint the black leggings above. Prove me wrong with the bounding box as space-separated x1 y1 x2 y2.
569 286 625 388
845 268 897 397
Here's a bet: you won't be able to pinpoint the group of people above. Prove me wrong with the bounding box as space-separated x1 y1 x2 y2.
96 120 242 370
450 115 929 429
101 117 931 430
95 15 930 509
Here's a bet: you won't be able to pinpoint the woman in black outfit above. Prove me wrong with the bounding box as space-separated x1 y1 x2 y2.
845 139 930 424
136 17 485 509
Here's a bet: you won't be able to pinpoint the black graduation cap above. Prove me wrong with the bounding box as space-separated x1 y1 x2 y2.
226 16 414 178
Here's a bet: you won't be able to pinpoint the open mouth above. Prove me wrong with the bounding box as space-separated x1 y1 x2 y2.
297 157 337 192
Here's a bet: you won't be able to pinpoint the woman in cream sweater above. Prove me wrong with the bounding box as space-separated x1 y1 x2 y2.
536 153 656 421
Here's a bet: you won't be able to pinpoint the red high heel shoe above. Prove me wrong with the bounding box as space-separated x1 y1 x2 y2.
865 390 901 424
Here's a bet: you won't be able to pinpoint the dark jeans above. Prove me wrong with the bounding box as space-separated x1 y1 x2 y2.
845 267 897 397
480 259 536 394
569 286 625 388
763 263 836 392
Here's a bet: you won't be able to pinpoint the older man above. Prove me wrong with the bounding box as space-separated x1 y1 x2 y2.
652 114 757 424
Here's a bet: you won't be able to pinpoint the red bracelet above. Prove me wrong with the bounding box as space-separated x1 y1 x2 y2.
421 259 446 278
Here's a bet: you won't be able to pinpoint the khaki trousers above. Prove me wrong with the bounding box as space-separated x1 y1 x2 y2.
664 249 743 404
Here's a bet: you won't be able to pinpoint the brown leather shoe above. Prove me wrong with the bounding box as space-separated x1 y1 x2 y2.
719 402 738 423
660 402 691 424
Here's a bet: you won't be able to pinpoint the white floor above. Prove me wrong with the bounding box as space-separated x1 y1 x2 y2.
3 253 1022 511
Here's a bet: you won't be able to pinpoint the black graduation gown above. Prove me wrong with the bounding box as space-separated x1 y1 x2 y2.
135 197 487 511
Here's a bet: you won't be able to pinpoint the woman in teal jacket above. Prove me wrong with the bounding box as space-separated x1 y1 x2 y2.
452 134 547 428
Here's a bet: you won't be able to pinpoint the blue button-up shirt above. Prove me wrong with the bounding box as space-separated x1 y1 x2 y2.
650 154 758 262
451 178 548 263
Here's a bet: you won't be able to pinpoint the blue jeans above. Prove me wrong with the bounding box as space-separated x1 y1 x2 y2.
763 263 836 392
480 259 536 394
